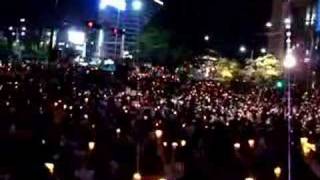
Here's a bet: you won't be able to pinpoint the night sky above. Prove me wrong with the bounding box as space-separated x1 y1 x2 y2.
0 0 272 56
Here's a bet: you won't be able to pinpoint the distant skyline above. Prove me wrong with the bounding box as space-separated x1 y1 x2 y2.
0 0 273 56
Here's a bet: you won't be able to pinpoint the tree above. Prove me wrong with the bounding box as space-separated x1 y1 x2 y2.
243 54 282 83
215 58 240 81
139 27 170 64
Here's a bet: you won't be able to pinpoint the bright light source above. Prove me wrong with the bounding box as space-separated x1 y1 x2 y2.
132 0 143 11
21 32 26 36
44 163 54 174
274 166 281 178
204 35 210 41
260 48 267 54
172 142 179 149
234 142 240 150
21 26 26 31
239 45 247 53
133 172 142 180
284 18 291 24
154 0 164 6
283 50 297 69
180 140 187 147
68 30 85 45
265 22 272 28
245 177 254 180
20 18 26 23
100 0 126 11
248 139 255 148
88 141 95 150
8 26 13 31
155 129 163 138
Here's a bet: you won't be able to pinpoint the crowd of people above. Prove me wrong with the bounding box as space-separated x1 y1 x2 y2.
0 61 318 180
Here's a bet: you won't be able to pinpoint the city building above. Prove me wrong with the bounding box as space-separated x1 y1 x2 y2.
267 0 316 59
97 0 162 59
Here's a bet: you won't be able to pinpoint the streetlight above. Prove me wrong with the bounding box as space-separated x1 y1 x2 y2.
204 35 210 42
239 45 247 53
155 129 163 139
260 48 267 54
44 162 55 174
88 141 95 151
133 172 142 180
265 22 273 28
283 50 297 69
274 166 282 178
283 49 296 180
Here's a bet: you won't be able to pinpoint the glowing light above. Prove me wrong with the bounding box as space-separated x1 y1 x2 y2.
248 139 255 148
300 137 316 156
239 45 247 53
132 0 143 11
21 26 26 31
180 140 187 147
68 30 86 45
204 35 210 41
172 142 179 149
155 130 163 138
133 172 142 180
8 26 13 31
20 18 26 23
283 50 297 69
154 0 164 6
260 48 267 54
274 166 281 178
88 141 95 150
265 22 272 28
163 142 168 147
234 142 240 150
245 177 254 180
284 18 291 24
116 128 121 134
44 163 54 174
100 0 126 11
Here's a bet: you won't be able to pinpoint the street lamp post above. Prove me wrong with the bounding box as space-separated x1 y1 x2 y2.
283 50 296 180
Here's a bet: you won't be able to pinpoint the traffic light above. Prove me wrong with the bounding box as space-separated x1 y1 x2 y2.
276 80 285 89
87 21 94 28
111 28 126 36
85 21 101 29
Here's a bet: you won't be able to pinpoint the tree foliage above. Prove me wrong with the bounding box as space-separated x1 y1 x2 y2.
243 54 282 83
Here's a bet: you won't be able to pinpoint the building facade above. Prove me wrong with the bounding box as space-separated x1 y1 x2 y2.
98 0 160 59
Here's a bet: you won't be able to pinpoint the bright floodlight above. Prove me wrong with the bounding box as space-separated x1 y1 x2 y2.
283 50 297 69
239 45 247 53
100 0 126 11
20 18 26 23
8 26 13 31
132 0 143 11
68 30 85 45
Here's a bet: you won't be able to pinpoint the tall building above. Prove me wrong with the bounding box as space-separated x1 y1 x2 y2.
267 0 315 58
98 0 161 59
